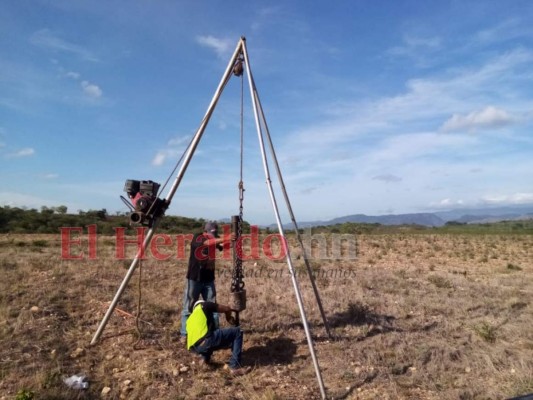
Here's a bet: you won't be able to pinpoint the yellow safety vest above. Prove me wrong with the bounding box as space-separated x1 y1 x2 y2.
186 303 208 350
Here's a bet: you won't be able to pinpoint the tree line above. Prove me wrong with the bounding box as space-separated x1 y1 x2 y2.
0 206 207 235
1 205 531 235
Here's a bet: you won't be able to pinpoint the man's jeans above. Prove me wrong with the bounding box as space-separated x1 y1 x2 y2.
192 327 244 369
180 279 219 336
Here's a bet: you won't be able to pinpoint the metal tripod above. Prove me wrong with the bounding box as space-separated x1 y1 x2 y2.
90 37 331 400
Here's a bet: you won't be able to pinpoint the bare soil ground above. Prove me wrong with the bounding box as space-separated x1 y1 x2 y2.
0 232 532 399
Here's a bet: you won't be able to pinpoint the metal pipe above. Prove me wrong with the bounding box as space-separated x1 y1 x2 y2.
254 89 332 339
91 39 246 345
241 40 327 400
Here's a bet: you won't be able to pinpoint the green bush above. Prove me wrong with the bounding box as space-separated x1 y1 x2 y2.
15 389 35 400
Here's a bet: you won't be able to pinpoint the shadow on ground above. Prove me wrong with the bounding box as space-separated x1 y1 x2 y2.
323 301 442 343
243 337 297 367
328 301 395 328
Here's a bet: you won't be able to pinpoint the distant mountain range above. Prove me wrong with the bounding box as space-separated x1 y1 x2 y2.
270 205 533 228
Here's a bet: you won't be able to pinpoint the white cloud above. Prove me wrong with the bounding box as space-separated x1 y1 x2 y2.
270 47 533 220
196 35 233 59
42 173 59 179
372 174 402 183
389 34 441 57
0 192 57 209
431 198 465 208
404 35 441 49
6 148 35 158
366 132 477 164
152 151 167 166
283 48 533 158
387 34 442 68
81 81 103 98
475 18 533 45
29 29 99 62
66 71 80 79
152 135 191 166
440 106 515 133
168 136 190 147
481 192 533 205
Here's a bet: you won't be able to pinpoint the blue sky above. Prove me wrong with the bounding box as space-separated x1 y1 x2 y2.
1 1 532 225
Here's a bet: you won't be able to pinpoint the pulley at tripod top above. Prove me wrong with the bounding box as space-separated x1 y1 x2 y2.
233 55 244 77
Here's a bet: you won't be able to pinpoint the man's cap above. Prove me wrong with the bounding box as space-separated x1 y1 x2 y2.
204 221 219 237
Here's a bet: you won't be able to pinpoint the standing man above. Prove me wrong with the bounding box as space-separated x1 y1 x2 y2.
180 221 234 338
187 299 251 375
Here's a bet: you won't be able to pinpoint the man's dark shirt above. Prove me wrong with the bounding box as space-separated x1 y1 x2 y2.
186 233 216 282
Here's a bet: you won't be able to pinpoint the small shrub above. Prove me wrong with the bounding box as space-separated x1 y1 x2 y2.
474 321 497 343
346 301 371 323
41 369 61 389
510 301 528 311
394 269 407 279
507 263 522 271
428 275 453 289
0 260 17 270
15 389 35 400
32 240 48 247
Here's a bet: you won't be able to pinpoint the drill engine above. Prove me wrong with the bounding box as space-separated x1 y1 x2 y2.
123 179 167 226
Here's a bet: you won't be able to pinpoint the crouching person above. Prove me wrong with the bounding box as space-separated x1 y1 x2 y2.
186 300 251 376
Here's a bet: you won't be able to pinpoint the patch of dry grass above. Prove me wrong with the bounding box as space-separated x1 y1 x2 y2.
0 232 532 399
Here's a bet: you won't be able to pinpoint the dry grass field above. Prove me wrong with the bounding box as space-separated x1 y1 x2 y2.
1 231 532 399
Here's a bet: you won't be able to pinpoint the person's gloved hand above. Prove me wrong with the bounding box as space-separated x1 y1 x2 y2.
225 311 237 326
